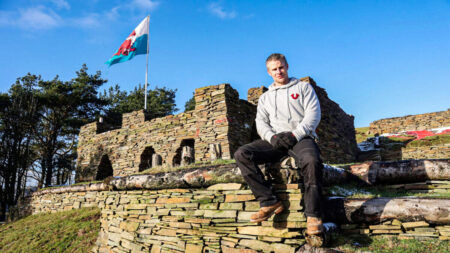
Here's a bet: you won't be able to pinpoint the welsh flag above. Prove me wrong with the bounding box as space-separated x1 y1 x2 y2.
106 16 149 67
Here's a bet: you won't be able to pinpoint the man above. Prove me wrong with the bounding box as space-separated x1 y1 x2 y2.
234 53 324 236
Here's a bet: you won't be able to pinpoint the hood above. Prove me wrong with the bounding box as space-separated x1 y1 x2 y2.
268 77 300 91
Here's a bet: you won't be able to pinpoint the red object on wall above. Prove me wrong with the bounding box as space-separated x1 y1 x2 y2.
406 130 435 140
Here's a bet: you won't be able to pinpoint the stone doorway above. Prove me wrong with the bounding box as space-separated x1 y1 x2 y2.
96 154 113 180
139 146 157 172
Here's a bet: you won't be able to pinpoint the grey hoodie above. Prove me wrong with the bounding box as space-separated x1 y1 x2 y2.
256 77 321 142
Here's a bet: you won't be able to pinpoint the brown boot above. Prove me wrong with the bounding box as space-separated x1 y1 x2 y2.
306 217 323 235
250 202 284 223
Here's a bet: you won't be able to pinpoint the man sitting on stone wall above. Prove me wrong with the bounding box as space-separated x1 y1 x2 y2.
234 53 324 236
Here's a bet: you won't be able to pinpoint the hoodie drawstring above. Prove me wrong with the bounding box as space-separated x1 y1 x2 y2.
274 90 278 119
287 88 292 121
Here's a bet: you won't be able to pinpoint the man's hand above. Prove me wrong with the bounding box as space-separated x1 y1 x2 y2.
278 132 297 149
270 134 284 150
270 132 297 150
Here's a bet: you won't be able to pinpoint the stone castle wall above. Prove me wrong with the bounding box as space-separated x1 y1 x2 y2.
76 84 256 182
304 77 358 163
369 109 450 134
77 77 357 182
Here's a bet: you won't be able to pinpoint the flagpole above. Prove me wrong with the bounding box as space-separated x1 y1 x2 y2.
144 15 150 110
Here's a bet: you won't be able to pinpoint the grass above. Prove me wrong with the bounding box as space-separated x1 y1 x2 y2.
0 207 101 253
326 183 450 199
137 159 236 175
407 133 450 148
331 234 449 253
71 181 102 186
382 135 416 144
37 180 103 192
355 127 373 143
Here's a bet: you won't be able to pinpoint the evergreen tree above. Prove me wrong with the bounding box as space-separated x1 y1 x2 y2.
184 93 195 112
101 84 178 123
34 64 107 187
0 75 39 220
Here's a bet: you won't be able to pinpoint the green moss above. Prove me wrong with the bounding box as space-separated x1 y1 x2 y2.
37 181 103 191
192 198 213 204
137 159 236 175
71 181 102 186
326 183 450 199
0 207 100 253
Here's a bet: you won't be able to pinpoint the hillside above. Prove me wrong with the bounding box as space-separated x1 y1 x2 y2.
0 208 100 253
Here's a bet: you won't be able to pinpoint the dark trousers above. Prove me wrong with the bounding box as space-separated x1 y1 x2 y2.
234 137 324 218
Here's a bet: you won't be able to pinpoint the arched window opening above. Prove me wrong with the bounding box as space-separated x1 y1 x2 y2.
96 154 113 180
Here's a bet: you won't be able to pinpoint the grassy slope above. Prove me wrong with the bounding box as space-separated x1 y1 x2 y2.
332 234 449 253
0 207 100 253
355 127 373 143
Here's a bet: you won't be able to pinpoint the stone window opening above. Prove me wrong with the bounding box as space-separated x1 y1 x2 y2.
139 146 158 172
96 154 113 180
172 139 195 167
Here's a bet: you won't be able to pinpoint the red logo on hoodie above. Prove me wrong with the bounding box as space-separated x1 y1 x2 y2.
291 93 299 99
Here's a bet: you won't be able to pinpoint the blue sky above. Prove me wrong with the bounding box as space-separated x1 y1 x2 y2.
0 0 449 127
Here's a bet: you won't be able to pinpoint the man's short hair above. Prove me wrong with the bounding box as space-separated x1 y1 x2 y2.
266 53 288 65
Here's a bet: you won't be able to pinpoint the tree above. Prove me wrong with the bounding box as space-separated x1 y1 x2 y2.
184 93 195 112
34 64 107 187
101 84 178 122
0 75 39 221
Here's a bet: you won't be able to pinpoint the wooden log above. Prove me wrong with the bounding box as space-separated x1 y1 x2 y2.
324 197 450 225
271 158 355 185
349 159 450 185
110 164 245 190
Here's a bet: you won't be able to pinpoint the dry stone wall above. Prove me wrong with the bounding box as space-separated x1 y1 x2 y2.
304 77 358 163
95 184 305 253
25 184 306 253
369 109 450 134
31 190 106 214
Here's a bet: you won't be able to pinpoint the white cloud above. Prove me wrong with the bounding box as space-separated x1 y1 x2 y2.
50 0 70 10
208 2 236 19
131 0 159 11
17 6 62 30
106 6 120 20
71 13 100 28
